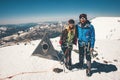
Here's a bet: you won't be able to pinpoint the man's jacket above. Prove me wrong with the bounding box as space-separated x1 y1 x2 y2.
76 21 95 48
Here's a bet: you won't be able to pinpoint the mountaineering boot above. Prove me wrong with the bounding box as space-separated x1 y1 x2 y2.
78 63 84 70
68 60 72 70
67 65 72 70
65 63 72 70
86 69 91 77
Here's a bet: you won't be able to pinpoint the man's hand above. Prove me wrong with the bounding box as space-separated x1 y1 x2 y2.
90 48 94 53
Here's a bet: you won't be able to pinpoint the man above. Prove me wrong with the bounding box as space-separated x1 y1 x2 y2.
59 19 77 70
76 14 95 76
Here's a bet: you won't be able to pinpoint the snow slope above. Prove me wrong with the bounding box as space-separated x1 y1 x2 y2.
0 17 120 80
91 17 120 40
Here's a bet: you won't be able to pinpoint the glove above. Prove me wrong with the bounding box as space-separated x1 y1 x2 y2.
73 41 77 45
73 38 77 45
59 40 62 45
90 48 94 53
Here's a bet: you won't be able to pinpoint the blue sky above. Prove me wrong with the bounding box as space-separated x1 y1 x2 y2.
0 0 120 24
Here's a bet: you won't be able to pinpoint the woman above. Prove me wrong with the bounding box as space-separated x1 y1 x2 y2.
59 19 77 70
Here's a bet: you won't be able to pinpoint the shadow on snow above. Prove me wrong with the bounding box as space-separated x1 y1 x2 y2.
72 61 117 75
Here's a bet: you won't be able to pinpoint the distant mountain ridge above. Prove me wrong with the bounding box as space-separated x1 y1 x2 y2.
0 22 65 47
0 23 38 38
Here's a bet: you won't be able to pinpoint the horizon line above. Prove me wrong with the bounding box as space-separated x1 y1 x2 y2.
0 16 120 25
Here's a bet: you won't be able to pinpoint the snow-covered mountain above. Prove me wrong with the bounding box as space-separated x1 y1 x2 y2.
0 22 64 47
0 17 120 80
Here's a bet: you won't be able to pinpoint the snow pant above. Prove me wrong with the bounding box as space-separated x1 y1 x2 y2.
78 42 91 70
61 44 72 66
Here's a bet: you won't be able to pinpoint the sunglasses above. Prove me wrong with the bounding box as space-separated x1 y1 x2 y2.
80 17 86 20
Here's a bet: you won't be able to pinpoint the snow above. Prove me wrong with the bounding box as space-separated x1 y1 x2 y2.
0 17 120 80
91 17 120 40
